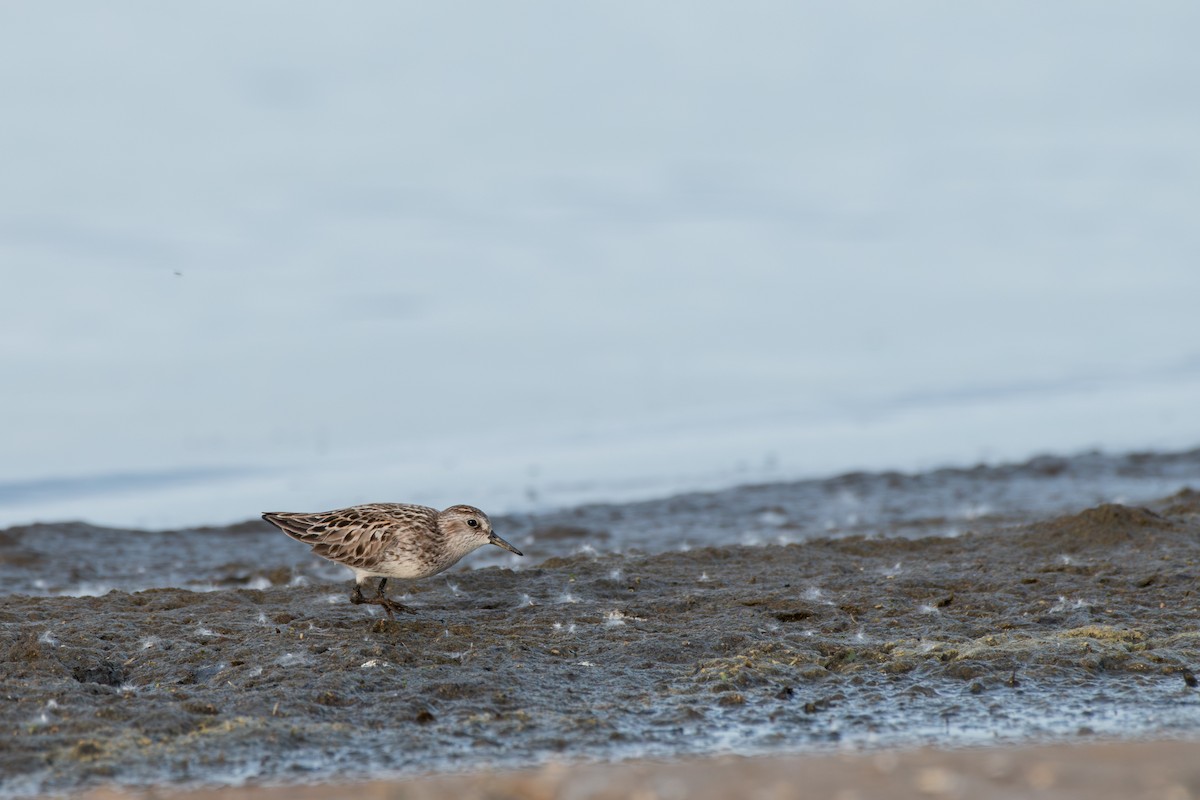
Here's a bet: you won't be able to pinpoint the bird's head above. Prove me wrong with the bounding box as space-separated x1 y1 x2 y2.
440 505 523 556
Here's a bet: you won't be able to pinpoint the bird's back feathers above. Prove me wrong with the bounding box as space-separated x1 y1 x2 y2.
261 503 440 571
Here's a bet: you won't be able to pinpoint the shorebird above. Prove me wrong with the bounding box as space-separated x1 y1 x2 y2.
262 503 522 618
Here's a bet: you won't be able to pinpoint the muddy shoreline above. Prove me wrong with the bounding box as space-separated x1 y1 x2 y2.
2 451 1200 797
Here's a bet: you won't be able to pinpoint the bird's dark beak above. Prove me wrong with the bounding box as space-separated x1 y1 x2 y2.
488 532 523 556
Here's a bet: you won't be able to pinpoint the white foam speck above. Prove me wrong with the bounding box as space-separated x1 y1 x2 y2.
518 593 535 607
276 652 308 667
556 591 580 604
63 583 114 598
139 636 160 650
577 661 597 667
248 666 263 677
245 576 272 591
757 509 789 527
609 568 622 581
195 625 216 637
46 699 58 709
1049 596 1090 613
324 594 344 605
698 572 711 583
803 587 825 602
918 604 940 615
256 612 268 624
361 659 383 668
288 575 309 587
963 504 991 520
37 630 58 647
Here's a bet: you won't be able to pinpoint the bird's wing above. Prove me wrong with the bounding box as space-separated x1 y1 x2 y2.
262 503 437 569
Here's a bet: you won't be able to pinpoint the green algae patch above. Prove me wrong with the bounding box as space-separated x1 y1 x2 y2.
690 643 828 689
1062 626 1146 643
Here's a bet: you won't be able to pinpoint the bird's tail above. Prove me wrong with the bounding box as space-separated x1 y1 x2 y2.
261 512 324 543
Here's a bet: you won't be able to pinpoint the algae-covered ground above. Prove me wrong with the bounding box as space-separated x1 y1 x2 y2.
2 452 1200 797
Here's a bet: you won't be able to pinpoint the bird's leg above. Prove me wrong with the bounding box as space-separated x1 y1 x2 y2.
374 577 417 617
350 577 415 620
371 577 397 619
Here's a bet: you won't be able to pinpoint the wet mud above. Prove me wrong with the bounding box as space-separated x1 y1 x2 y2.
2 451 1200 797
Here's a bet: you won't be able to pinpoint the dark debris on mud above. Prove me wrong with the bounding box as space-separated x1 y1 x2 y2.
3 487 1200 796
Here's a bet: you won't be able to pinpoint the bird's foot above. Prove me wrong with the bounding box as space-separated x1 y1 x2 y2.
350 586 415 619
377 596 417 619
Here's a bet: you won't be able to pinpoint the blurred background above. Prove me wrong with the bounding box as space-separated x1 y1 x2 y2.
2 1 1199 528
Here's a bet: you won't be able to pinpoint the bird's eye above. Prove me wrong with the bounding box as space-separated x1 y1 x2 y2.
467 519 479 528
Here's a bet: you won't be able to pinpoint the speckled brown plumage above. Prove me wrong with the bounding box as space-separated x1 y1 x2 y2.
262 502 522 618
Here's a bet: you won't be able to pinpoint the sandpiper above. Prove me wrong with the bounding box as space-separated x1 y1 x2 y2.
262 503 522 618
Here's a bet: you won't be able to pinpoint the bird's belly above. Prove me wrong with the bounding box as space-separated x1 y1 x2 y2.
371 554 452 580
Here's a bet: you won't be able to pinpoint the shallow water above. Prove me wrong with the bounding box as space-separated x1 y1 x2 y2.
2 450 1200 797
4 3 1200 533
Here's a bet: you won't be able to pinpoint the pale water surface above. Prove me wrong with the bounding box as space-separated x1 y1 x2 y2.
2 2 1199 528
